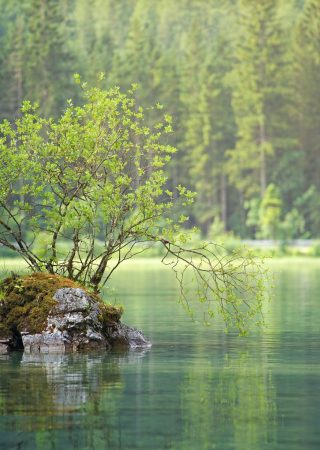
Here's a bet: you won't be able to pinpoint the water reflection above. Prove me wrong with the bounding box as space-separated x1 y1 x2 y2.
0 336 318 450
0 350 149 450
2 353 121 413
167 350 276 450
1 259 320 450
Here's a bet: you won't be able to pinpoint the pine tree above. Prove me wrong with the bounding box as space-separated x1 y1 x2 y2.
179 2 235 234
0 1 26 119
22 0 75 116
226 0 291 201
294 0 320 192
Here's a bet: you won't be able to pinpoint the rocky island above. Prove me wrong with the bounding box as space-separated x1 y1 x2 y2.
0 272 150 354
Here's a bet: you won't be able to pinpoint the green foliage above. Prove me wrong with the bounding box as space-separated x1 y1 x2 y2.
226 0 291 199
310 241 320 257
0 0 74 119
161 241 269 335
280 209 305 241
0 78 193 284
0 79 269 334
245 198 261 238
258 184 282 240
0 0 318 327
0 0 318 239
294 186 320 238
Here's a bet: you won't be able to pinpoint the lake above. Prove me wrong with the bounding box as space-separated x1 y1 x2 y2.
0 258 320 450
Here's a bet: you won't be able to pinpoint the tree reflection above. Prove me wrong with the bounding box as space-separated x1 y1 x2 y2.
0 350 148 450
0 345 276 450
171 349 276 450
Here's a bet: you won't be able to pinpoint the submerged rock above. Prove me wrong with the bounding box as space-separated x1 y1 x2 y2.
0 273 151 353
108 322 151 348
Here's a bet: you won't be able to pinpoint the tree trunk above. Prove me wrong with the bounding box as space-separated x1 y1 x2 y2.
220 173 227 231
90 254 109 291
259 121 267 197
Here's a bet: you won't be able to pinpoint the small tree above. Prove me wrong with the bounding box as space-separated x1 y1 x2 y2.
258 184 282 240
0 76 268 334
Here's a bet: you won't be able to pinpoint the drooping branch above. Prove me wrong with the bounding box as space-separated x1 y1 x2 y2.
155 238 269 334
0 213 42 271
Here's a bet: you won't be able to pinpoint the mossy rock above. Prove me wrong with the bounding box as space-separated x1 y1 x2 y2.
0 272 123 338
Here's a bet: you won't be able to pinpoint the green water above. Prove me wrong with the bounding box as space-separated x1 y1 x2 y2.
0 258 320 450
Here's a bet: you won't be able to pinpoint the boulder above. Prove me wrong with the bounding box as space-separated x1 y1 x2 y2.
107 322 151 348
0 339 10 354
0 273 151 353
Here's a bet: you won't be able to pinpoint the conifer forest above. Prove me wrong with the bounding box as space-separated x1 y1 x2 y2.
0 0 319 240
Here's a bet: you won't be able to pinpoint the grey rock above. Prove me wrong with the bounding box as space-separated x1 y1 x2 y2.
0 341 9 354
3 287 151 353
48 311 88 330
22 329 109 353
107 322 152 349
53 288 91 313
86 328 104 341
22 331 68 353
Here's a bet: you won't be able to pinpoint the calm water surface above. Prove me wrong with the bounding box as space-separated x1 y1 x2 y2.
0 258 320 450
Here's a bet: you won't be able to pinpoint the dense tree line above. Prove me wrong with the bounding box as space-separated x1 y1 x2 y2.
0 0 319 239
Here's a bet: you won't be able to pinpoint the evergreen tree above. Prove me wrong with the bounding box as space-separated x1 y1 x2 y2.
23 0 75 116
179 2 235 234
258 184 282 239
0 0 318 239
226 0 291 201
0 1 26 119
0 0 75 118
294 0 320 193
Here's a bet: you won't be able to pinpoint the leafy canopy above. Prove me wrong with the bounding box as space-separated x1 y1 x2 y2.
0 75 269 334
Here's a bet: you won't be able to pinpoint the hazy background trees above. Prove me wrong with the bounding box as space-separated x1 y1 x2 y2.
0 0 318 239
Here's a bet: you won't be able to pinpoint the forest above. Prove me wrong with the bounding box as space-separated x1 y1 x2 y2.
0 0 319 240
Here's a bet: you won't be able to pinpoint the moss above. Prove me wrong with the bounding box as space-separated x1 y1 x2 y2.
0 272 123 337
98 302 124 331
